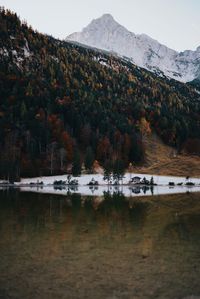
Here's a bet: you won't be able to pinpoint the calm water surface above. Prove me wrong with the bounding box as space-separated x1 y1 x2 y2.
0 190 200 299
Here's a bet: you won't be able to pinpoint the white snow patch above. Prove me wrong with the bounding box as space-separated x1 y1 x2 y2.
0 48 9 57
93 56 111 68
17 173 200 186
12 50 18 57
99 60 110 67
51 55 59 63
23 47 31 58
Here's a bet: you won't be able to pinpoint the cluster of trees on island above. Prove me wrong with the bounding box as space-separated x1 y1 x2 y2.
0 8 200 181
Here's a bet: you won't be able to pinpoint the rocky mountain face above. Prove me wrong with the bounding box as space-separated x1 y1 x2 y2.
66 14 200 83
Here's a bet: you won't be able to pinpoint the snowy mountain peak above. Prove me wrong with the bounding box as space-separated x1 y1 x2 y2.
196 45 200 52
66 15 200 82
84 14 119 32
97 13 114 21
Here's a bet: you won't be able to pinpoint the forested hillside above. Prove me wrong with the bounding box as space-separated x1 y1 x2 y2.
0 8 200 181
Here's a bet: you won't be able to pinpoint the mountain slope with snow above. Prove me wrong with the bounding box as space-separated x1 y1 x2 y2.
66 14 200 82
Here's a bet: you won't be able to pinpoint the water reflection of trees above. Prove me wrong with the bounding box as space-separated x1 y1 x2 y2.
129 185 154 195
52 184 155 196
0 191 149 237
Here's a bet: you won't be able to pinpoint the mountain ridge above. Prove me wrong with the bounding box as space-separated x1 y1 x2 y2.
66 14 200 83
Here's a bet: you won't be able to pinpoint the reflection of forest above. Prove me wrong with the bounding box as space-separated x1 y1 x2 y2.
0 191 200 299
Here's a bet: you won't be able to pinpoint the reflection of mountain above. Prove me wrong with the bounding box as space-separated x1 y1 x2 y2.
0 191 200 298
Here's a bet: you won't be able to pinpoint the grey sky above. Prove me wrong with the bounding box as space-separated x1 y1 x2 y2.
1 0 200 52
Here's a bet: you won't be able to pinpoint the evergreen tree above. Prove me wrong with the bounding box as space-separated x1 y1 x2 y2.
150 176 154 185
84 146 94 173
113 159 125 184
72 149 81 176
103 160 113 184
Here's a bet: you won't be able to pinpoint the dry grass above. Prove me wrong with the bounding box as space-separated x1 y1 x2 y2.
134 134 200 177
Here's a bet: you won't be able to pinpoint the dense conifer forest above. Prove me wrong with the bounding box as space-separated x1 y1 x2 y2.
0 8 200 181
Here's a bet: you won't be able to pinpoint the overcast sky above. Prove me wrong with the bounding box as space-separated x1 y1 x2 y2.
1 0 200 52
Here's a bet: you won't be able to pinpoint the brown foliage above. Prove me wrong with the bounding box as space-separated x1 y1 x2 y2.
183 138 200 155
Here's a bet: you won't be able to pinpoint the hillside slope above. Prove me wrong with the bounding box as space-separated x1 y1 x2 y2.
135 134 200 177
0 8 200 180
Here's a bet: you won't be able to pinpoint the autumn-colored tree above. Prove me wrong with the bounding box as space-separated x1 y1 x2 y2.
61 131 73 162
183 138 200 155
97 137 112 162
140 117 151 135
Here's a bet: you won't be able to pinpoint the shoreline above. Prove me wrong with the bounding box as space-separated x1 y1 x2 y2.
1 172 200 187
1 173 200 198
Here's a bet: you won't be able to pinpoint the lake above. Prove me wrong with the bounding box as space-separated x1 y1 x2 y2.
0 190 200 299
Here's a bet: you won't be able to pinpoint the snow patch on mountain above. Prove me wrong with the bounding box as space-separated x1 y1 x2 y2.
66 14 200 82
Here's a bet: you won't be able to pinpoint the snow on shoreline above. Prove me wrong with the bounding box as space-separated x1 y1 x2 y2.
16 173 200 186
1 173 200 198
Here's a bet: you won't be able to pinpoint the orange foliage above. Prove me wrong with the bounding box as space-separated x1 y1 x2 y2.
48 114 64 139
97 137 112 161
61 131 73 161
183 138 200 155
140 117 151 135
